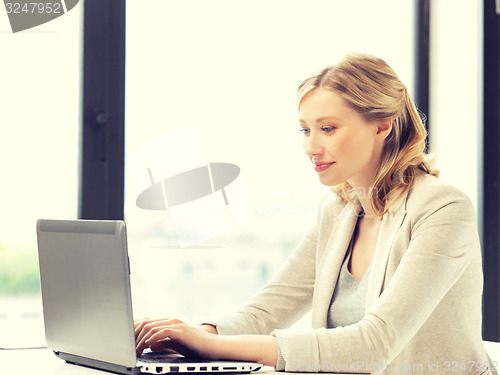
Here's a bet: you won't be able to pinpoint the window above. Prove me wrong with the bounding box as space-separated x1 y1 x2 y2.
429 0 481 207
125 0 415 324
0 7 81 348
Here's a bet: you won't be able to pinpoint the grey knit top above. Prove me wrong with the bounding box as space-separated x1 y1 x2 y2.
327 239 371 328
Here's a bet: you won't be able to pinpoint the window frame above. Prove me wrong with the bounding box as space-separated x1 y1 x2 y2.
79 0 126 220
480 0 500 342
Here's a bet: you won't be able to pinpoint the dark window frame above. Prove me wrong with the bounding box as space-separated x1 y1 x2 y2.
415 0 431 151
481 0 500 342
79 0 126 220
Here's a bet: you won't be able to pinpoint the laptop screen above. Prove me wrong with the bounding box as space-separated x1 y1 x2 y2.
37 219 137 368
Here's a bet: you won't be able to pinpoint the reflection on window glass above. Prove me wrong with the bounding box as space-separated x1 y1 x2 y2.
125 0 414 324
0 8 80 347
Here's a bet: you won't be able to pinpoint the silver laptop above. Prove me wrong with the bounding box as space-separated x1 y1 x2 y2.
36 219 262 375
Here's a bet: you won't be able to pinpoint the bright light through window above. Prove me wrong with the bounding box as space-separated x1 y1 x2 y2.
0 6 80 349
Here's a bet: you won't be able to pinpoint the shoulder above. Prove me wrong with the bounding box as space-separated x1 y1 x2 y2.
405 172 476 222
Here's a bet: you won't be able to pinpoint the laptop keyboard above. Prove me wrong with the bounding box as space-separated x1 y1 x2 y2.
139 351 210 364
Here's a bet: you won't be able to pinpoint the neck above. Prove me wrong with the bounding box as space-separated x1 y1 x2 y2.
348 178 379 218
357 191 377 218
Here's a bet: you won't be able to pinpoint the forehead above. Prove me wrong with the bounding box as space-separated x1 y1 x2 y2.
298 88 354 120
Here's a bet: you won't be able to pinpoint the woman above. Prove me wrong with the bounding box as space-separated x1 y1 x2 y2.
135 54 496 374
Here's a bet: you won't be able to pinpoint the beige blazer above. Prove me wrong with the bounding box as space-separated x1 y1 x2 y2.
208 173 496 374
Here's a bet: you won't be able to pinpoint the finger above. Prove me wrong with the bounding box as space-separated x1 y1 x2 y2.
149 337 199 359
136 321 158 355
135 319 167 346
149 341 177 355
134 317 152 326
137 325 177 356
144 328 191 357
136 326 157 355
145 327 181 347
134 320 146 339
135 318 184 355
137 318 183 342
134 317 153 339
149 339 175 353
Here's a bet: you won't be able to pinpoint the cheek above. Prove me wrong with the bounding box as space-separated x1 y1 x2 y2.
334 133 361 156
335 131 375 161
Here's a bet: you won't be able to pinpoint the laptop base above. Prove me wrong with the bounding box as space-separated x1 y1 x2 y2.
55 350 141 375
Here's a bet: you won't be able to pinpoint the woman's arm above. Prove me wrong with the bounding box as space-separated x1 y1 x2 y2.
134 317 278 366
216 334 278 366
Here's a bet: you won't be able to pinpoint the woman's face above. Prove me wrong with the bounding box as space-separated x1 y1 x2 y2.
298 88 385 189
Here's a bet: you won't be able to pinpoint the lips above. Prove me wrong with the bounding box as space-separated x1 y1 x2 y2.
314 162 335 172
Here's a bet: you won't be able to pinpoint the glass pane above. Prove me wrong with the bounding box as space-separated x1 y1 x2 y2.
0 8 81 348
125 0 414 324
429 0 480 208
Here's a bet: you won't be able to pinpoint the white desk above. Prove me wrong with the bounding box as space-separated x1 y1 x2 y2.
2 343 500 375
0 348 280 375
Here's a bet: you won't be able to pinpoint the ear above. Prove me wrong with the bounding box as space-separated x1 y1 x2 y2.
376 118 392 140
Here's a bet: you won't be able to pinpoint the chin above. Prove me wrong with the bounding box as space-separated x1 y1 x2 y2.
318 176 345 187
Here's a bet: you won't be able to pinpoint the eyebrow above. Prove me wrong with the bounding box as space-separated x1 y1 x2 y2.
299 116 341 124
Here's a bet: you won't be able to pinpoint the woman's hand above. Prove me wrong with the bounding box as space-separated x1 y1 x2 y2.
134 317 219 358
134 317 278 367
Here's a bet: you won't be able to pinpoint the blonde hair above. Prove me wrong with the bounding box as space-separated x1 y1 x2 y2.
298 53 439 217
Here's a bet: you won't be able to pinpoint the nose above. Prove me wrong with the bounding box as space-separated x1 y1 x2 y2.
304 131 323 159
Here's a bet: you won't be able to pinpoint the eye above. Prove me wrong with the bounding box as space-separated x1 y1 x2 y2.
300 128 311 136
321 126 336 133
